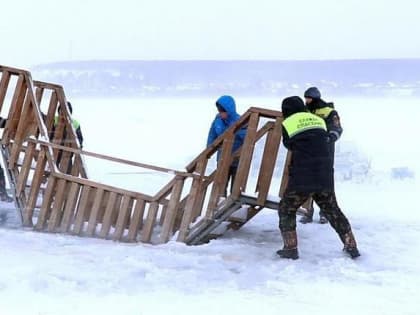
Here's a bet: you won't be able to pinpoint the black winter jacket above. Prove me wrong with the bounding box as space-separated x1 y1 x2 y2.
282 96 334 193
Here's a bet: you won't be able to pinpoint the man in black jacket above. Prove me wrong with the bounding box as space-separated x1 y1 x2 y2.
277 96 359 259
299 87 343 224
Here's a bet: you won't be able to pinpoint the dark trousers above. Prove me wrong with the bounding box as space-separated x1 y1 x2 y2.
278 190 352 236
222 166 238 197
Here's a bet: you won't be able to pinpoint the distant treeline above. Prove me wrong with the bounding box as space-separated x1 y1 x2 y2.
31 59 420 97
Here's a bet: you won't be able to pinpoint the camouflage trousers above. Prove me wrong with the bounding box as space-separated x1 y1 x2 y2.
278 190 352 236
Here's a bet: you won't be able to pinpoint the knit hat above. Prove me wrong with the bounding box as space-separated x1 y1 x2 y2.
304 87 321 99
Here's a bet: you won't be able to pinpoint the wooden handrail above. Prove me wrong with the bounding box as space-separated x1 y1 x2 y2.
28 138 207 180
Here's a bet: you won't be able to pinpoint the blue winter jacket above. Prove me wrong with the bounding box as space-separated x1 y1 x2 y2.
207 95 246 165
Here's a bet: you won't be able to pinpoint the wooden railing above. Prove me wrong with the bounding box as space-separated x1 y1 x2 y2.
1 64 288 245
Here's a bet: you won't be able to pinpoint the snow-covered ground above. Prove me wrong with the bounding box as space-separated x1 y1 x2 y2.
0 97 419 315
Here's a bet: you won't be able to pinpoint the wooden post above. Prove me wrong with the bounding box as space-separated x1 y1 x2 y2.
205 131 234 218
127 198 146 242
35 176 57 230
60 182 81 233
72 185 91 235
231 112 259 199
113 195 133 241
177 159 207 242
2 74 26 144
99 192 118 238
255 117 282 205
86 188 105 236
47 179 68 232
8 94 32 168
23 149 47 226
141 202 159 243
16 141 36 195
0 71 11 112
159 177 184 243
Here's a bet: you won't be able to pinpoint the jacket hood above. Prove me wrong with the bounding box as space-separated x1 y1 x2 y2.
307 98 334 111
216 95 237 116
282 96 306 118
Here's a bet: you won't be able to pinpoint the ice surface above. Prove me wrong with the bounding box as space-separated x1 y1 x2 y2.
0 97 419 315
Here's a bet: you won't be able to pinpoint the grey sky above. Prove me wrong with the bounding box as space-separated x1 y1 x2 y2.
1 0 419 68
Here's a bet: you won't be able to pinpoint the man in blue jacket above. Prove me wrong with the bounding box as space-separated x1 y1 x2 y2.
207 95 246 196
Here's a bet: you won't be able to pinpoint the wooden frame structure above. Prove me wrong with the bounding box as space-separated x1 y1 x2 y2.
0 65 290 245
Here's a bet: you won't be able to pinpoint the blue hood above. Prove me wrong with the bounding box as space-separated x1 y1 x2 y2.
216 95 237 119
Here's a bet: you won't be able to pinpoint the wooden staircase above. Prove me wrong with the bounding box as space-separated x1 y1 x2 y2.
0 64 290 245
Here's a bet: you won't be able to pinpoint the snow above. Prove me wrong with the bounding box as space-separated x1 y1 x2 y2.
1 97 419 315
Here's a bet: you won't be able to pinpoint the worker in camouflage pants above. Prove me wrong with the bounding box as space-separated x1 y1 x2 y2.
277 96 359 259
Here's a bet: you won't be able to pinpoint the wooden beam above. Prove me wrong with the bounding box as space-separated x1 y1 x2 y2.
23 149 47 226
256 117 283 205
53 171 153 202
159 178 184 243
60 182 81 233
127 198 146 242
35 176 56 230
47 179 68 232
113 195 132 241
0 71 11 112
231 112 259 198
29 139 203 180
86 188 105 236
72 185 91 235
98 192 118 238
141 202 159 243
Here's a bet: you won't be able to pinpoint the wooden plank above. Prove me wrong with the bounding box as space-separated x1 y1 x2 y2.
8 93 32 168
127 199 146 242
205 131 235 218
231 112 259 198
16 141 36 195
249 107 283 118
53 171 154 202
33 80 64 90
279 151 292 198
0 65 30 76
86 188 105 236
97 190 110 224
72 185 91 235
159 178 184 243
23 149 47 226
60 182 81 233
177 159 207 242
98 192 118 238
159 204 168 226
35 176 56 230
0 71 11 112
31 139 200 179
45 90 58 132
113 195 133 241
141 202 159 243
35 87 44 106
256 117 283 205
47 178 68 232
2 74 26 144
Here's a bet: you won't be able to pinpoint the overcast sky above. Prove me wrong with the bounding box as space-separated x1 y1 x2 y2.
1 0 419 68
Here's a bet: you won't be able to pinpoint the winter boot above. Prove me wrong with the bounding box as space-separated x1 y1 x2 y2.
277 230 299 260
341 230 360 259
299 207 314 224
319 210 328 224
